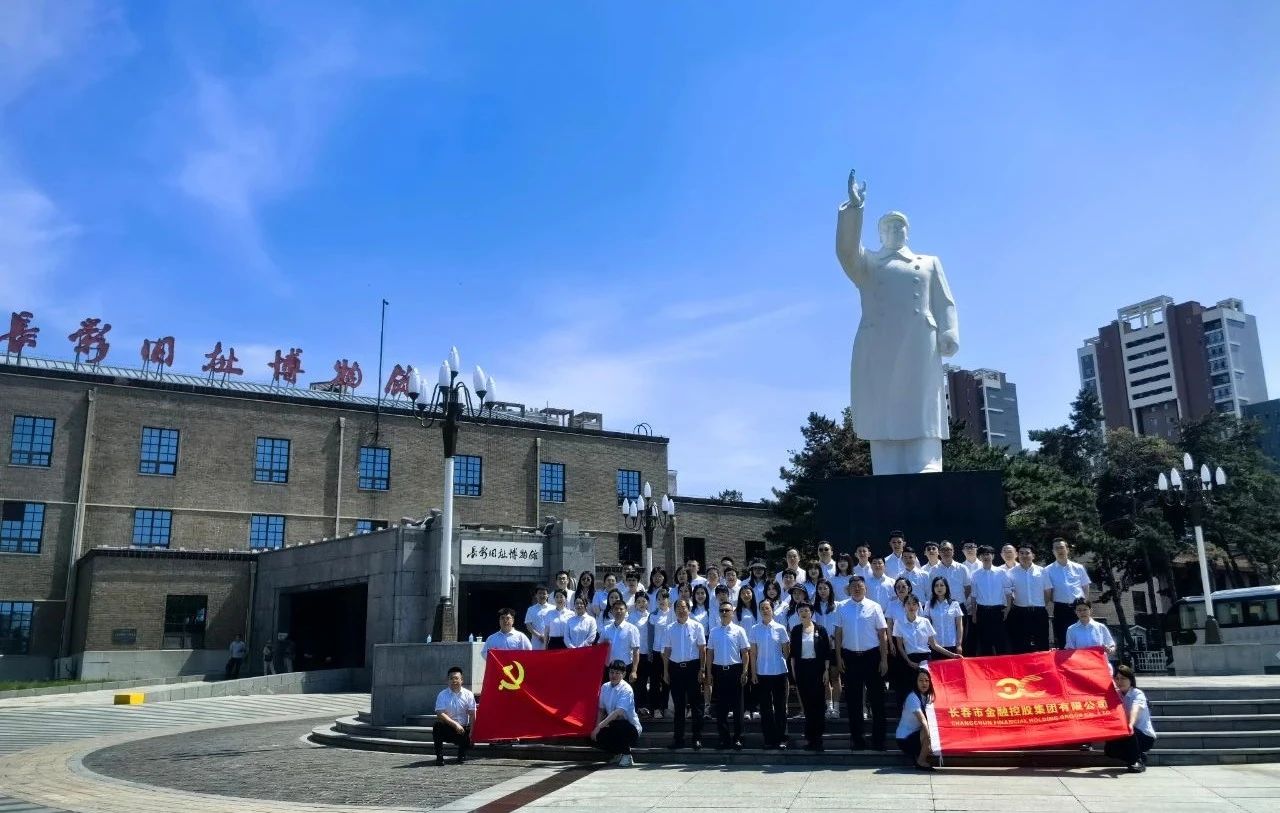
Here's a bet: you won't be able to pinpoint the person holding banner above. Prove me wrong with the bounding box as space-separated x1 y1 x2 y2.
1104 665 1157 772
432 666 477 766
895 666 936 771
592 660 642 767
893 595 961 706
481 608 533 655
1064 599 1117 657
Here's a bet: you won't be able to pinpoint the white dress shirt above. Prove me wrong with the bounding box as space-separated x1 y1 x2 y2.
927 600 964 648
896 692 926 739
1065 619 1115 651
776 568 806 586
884 599 908 637
1010 564 1049 607
524 602 554 650
818 559 837 580
1045 561 1092 603
867 574 897 609
708 622 750 666
930 561 971 602
649 607 674 654
627 609 651 655
852 562 874 580
971 567 1013 606
664 618 707 663
736 607 757 629
599 679 642 734
546 607 574 637
564 613 598 647
434 687 476 723
834 597 888 652
900 567 932 600
749 620 789 676
961 558 982 576
884 553 905 579
482 629 532 655
599 620 640 665
831 574 852 598
1122 687 1156 738
894 615 937 655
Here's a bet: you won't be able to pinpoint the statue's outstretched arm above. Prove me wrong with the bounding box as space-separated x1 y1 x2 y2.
836 170 868 287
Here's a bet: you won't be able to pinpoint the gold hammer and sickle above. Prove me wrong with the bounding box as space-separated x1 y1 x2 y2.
498 660 525 691
994 674 1046 700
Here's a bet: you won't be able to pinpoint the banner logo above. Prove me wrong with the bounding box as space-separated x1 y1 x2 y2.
498 661 526 691
994 674 1046 700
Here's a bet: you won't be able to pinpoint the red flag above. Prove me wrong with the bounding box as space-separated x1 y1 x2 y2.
928 648 1129 754
472 646 609 742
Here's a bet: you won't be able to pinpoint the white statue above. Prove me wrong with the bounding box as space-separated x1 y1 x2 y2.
835 170 959 475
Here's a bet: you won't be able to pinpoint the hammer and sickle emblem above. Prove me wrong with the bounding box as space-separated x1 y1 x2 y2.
498 660 525 691
994 674 1046 700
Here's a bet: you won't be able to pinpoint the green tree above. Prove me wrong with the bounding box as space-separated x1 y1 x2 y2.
1028 388 1104 482
711 489 744 502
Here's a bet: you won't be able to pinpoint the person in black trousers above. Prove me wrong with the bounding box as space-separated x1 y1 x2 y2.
749 599 791 750
662 598 708 750
789 602 831 751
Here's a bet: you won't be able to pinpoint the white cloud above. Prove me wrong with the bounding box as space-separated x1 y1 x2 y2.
0 168 78 306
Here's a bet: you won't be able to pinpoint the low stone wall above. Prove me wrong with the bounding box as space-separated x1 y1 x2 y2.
0 655 54 682
0 667 367 701
73 649 230 681
371 642 484 725
1172 642 1280 675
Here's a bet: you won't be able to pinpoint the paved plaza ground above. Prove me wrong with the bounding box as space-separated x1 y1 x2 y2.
1 690 1278 812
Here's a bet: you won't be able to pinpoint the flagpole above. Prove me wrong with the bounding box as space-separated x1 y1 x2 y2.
375 298 389 440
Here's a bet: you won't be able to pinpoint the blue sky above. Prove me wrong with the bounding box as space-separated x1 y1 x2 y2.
3 2 1279 501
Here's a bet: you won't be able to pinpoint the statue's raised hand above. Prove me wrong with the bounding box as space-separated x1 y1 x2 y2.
847 169 867 207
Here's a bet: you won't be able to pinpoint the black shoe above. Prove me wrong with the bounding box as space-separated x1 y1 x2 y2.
668 740 685 750
732 740 743 751
434 755 444 766
692 740 703 751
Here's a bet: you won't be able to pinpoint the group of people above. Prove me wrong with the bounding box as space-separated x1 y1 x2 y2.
457 533 1153 772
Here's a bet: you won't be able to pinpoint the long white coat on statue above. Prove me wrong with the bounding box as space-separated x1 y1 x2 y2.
835 173 959 474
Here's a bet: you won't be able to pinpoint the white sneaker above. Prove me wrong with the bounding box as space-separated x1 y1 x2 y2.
825 707 838 719
618 754 634 767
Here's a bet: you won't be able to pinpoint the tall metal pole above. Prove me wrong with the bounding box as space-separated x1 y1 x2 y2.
1193 521 1221 644
642 512 654 585
441 455 455 602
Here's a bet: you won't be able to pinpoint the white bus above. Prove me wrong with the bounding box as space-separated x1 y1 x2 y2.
1164 584 1280 646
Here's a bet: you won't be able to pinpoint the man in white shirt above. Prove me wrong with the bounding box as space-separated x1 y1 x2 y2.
883 532 907 579
834 576 889 750
721 566 743 602
1008 544 1051 653
749 599 791 750
776 548 806 585
662 598 708 750
864 556 897 609
816 542 837 580
1000 544 1018 571
969 546 1012 656
627 593 653 714
960 540 981 576
524 587 554 650
482 608 533 656
600 601 641 682
592 660 642 766
433 666 477 765
1064 599 1116 656
922 542 942 574
852 544 874 580
1045 538 1093 649
898 548 932 599
687 559 708 588
622 571 645 607
931 541 971 604
707 600 751 750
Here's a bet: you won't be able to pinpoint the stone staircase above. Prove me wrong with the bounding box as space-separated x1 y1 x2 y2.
309 680 1280 767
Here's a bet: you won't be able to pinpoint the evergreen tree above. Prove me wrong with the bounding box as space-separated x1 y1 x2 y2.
1028 387 1104 482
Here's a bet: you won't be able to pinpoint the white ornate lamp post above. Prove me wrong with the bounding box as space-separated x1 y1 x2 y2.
408 347 496 639
620 481 674 581
1157 453 1228 645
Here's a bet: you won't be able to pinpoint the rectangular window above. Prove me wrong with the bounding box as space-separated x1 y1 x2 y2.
683 537 707 567
254 437 290 483
250 514 286 550
10 416 54 466
139 427 180 476
1079 355 1095 380
744 540 766 564
357 446 391 491
539 462 565 503
132 509 172 547
0 502 44 554
356 519 389 534
616 469 641 501
0 601 34 655
162 595 207 649
454 455 482 497
618 533 642 566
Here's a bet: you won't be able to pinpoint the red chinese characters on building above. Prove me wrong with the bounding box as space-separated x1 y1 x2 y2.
68 317 112 364
201 342 244 377
327 359 363 390
384 364 414 397
1 311 39 355
140 336 176 368
268 347 305 385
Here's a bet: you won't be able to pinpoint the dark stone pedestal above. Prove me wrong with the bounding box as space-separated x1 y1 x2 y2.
816 470 1004 554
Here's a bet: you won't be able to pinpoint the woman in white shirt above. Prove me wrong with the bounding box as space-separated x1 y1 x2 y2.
830 555 854 600
812 579 842 720
735 585 761 719
628 592 653 718
590 572 615 618
544 589 574 649
647 568 670 609
803 562 824 600
896 666 937 771
1104 664 1157 772
690 584 713 633
926 577 965 655
648 591 674 719
564 596 599 648
892 595 961 707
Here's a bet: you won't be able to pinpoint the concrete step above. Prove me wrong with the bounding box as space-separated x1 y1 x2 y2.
1150 698 1280 716
1157 714 1280 732
1145 687 1280 701
1154 730 1280 749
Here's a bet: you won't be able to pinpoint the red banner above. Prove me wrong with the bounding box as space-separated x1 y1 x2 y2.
471 645 609 742
928 648 1129 754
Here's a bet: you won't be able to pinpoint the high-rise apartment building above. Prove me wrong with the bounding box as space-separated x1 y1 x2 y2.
1076 296 1268 441
944 366 1023 452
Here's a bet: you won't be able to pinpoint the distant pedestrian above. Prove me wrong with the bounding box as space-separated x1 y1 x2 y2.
281 636 296 672
225 634 247 679
262 641 276 675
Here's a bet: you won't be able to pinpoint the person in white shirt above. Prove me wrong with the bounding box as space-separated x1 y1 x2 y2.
662 598 708 749
803 562 824 600
600 601 641 682
969 546 1012 656
648 591 674 718
865 555 897 609
892 595 960 706
1045 538 1093 649
622 570 645 608
922 541 942 574
776 548 806 586
898 548 932 599
686 559 708 589
544 589 573 649
704 566 723 600
812 579 842 719
883 532 907 579
960 540 981 575
433 666 477 765
852 545 874 580
592 660 642 766
999 544 1018 571
784 585 810 630
647 567 671 609
926 577 965 654
552 569 574 598
564 596 599 648
930 541 971 606
816 542 838 580
1008 544 1052 653
721 566 743 604
958 540 981 652
896 666 936 771
1064 599 1116 656
481 608 533 656
628 593 653 716
1104 665 1156 772
749 599 791 750
691 584 713 635
707 600 751 750
884 577 912 639
734 585 761 720
745 561 770 606
762 579 788 617
524 587 554 650
832 554 855 599
834 576 889 750
589 572 613 618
